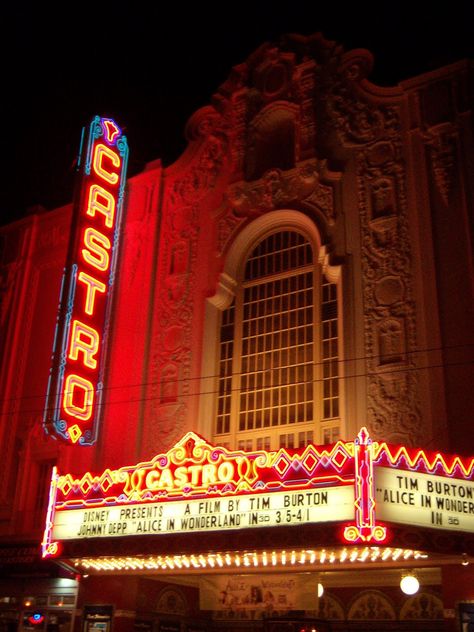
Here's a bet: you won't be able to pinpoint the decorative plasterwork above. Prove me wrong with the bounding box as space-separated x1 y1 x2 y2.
144 122 229 453
218 159 337 256
356 136 421 445
323 58 400 147
424 125 458 206
321 59 421 444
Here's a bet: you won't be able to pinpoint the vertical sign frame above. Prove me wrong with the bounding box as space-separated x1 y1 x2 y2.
44 116 128 445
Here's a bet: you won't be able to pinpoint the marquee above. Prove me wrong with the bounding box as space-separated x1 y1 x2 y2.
41 428 474 559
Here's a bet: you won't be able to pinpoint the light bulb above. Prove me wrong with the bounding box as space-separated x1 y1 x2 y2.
400 574 419 595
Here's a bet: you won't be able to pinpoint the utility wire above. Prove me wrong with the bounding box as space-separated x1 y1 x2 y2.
0 341 473 408
2 357 473 419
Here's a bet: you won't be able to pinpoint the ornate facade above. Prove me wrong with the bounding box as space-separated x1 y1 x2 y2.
0 33 473 632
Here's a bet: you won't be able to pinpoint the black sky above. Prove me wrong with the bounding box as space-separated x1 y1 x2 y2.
1 1 473 226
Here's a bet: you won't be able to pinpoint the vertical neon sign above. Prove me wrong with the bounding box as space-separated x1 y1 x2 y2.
343 427 386 543
44 116 128 445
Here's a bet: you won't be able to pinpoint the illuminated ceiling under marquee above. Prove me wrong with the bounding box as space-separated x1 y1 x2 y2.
43 116 129 446
42 428 474 563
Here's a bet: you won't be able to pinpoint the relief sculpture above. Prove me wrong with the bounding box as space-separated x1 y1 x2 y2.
323 53 422 444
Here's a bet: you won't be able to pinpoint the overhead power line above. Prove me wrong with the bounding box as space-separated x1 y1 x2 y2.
1 356 472 419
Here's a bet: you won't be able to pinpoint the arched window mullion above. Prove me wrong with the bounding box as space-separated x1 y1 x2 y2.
210 218 342 450
232 287 245 446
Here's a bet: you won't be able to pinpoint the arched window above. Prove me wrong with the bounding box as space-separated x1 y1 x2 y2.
212 226 342 450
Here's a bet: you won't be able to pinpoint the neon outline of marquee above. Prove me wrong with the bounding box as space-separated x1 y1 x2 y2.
41 427 474 558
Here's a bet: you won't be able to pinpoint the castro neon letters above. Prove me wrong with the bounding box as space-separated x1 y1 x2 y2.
44 117 128 445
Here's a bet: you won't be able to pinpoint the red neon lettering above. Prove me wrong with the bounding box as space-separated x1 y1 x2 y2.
68 320 100 369
87 184 116 228
92 143 121 185
82 227 111 272
63 374 94 421
46 117 128 444
77 272 106 315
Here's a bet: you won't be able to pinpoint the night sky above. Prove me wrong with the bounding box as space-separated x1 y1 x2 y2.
1 1 473 227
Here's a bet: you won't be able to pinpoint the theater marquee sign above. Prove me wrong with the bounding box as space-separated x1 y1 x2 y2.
375 466 474 531
42 429 474 558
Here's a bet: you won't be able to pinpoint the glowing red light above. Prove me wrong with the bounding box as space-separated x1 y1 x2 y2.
343 428 387 543
44 117 128 445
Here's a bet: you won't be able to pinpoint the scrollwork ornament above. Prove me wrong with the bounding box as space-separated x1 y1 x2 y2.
217 211 245 256
323 69 400 146
223 159 335 236
426 129 457 205
356 140 422 443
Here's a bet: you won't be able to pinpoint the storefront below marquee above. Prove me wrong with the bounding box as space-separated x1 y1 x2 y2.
65 550 474 632
3 556 474 632
67 564 448 632
0 567 79 632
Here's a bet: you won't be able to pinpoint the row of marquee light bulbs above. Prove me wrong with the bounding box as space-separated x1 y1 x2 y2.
74 547 430 597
